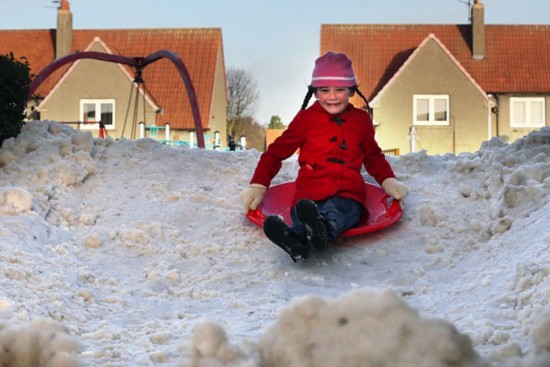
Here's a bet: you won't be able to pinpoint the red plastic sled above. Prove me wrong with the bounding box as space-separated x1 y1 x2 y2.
246 182 402 238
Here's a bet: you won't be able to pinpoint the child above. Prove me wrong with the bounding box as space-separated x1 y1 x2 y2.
241 51 408 261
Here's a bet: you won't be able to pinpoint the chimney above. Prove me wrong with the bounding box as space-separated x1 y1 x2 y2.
56 0 73 59
471 0 485 60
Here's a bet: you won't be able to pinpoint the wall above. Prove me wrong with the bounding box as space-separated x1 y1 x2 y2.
206 43 228 149
494 94 549 143
372 38 490 155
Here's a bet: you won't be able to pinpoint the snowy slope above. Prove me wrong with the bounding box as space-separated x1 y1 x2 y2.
0 121 548 366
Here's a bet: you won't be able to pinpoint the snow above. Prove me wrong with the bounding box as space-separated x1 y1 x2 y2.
0 120 549 367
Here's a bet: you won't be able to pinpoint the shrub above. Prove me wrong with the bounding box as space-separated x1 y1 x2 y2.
0 52 33 144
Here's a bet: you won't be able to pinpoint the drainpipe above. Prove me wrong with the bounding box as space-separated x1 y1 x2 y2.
451 116 456 154
487 94 492 140
487 94 497 140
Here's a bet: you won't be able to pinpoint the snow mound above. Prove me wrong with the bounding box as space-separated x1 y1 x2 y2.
0 319 82 367
189 288 491 367
0 187 33 215
259 288 488 367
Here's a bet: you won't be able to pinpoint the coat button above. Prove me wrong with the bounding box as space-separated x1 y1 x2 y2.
328 157 346 164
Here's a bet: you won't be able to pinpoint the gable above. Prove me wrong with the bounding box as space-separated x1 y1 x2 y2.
38 38 158 113
372 34 487 106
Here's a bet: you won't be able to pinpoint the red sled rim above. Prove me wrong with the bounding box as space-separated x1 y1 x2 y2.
245 181 402 238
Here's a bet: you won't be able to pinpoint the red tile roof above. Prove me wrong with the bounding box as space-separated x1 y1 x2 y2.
321 24 550 102
0 28 224 130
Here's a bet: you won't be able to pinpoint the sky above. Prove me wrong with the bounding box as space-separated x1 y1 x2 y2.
0 0 550 128
1 0 549 125
0 120 549 366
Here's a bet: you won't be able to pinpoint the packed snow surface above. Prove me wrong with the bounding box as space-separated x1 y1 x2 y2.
0 121 549 366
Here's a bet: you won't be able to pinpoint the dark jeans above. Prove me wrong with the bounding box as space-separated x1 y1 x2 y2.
290 196 363 240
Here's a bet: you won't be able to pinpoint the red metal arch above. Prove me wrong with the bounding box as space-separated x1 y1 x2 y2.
30 50 205 148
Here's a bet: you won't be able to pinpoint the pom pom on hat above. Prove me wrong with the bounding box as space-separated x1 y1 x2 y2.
311 51 356 87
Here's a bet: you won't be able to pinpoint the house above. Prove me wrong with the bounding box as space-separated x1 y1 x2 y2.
321 0 550 154
0 0 227 149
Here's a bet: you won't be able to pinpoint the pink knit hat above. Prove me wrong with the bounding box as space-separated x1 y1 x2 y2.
310 51 356 87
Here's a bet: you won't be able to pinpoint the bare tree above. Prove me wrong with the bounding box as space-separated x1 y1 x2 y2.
237 116 266 151
226 68 259 140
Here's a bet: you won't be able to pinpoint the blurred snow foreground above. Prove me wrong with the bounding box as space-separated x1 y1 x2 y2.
0 121 549 367
193 288 489 367
0 319 81 367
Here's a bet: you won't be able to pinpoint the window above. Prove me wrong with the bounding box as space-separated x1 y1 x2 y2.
510 97 545 128
80 99 115 130
413 95 449 126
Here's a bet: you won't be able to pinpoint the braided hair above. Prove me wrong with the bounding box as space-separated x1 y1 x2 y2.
300 86 316 110
353 87 371 111
300 86 371 112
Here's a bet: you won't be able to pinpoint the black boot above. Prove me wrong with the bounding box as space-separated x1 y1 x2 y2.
295 199 328 249
263 215 311 262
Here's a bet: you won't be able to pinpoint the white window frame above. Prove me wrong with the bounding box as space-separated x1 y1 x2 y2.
413 95 450 126
79 99 116 130
510 97 545 128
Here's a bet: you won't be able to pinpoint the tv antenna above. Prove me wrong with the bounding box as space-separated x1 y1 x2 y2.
456 0 473 22
43 0 60 9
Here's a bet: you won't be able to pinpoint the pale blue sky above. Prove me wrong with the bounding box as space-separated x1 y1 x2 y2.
1 0 549 124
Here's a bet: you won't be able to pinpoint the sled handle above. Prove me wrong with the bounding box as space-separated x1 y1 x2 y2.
246 208 266 228
385 195 402 216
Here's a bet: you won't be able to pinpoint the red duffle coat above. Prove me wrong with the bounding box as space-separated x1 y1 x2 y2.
250 101 395 208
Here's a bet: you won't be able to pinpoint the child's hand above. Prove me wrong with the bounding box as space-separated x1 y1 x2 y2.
382 178 408 208
240 184 267 214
